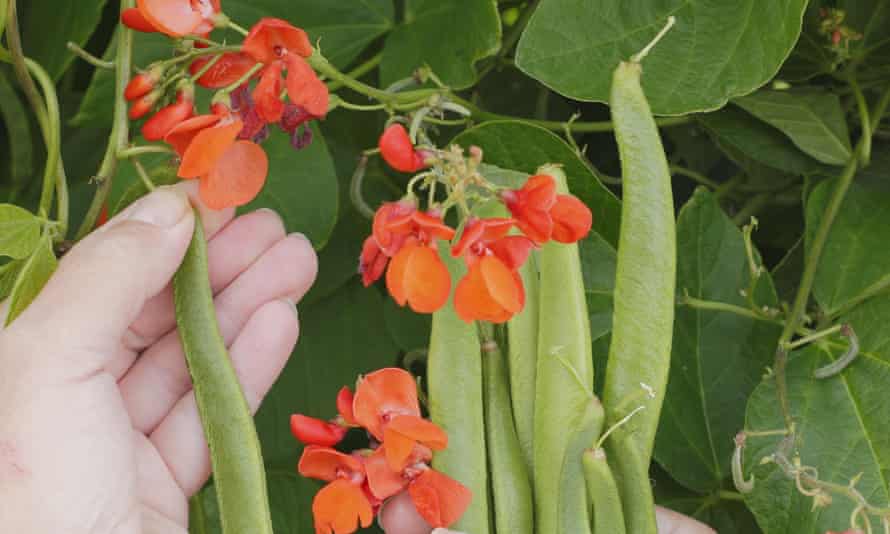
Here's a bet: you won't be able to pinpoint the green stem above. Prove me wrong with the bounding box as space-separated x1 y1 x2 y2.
785 323 843 351
67 41 115 69
349 155 374 219
118 145 175 159
174 213 273 534
669 164 719 189
718 490 746 502
850 76 871 166
679 294 782 324
130 158 157 192
309 50 438 105
773 85 890 425
226 20 249 36
732 193 771 226
218 62 264 95
499 0 540 59
75 0 135 240
189 52 224 83
326 52 382 92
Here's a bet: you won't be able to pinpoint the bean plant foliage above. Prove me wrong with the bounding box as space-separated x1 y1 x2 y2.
2 0 890 533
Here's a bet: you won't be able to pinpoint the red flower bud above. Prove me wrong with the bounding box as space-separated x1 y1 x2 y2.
337 386 357 425
128 91 160 120
379 124 427 173
124 69 162 101
121 8 158 33
290 414 348 447
141 90 195 141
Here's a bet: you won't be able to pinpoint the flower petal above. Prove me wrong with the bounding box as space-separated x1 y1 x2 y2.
364 447 408 500
360 236 389 287
337 386 357 425
242 17 313 64
121 7 159 32
285 55 330 118
352 368 420 441
179 119 243 178
142 94 194 141
412 212 455 242
199 140 269 209
408 469 472 529
313 479 374 534
298 445 364 482
190 53 258 89
254 62 285 123
137 0 203 37
550 194 593 243
388 415 448 450
480 256 524 315
164 114 222 156
453 261 506 324
379 124 425 173
487 236 535 271
392 246 451 314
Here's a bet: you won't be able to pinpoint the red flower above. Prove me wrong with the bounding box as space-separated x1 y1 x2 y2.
383 415 447 471
379 124 427 173
336 386 357 426
290 414 347 447
409 469 473 528
124 68 163 101
384 211 455 313
501 173 593 244
128 91 160 120
451 218 534 323
189 53 258 89
133 0 221 37
141 89 195 141
373 200 417 256
242 18 329 120
299 447 373 534
164 105 268 209
359 237 389 287
121 8 158 33
352 368 420 441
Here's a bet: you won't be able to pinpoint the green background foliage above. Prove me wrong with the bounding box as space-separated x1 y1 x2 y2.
2 0 890 532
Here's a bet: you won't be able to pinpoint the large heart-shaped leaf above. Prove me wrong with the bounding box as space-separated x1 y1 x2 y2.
734 90 852 166
20 0 108 80
452 120 621 247
515 0 808 115
744 296 890 533
0 204 42 260
380 0 500 90
697 107 833 176
808 180 890 317
654 189 781 493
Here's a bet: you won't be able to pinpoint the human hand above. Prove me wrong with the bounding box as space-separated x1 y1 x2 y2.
0 183 317 533
379 492 716 534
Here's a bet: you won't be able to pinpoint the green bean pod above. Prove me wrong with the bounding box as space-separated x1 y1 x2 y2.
533 164 595 534
601 58 676 534
583 448 627 534
557 397 604 534
428 249 491 534
507 253 539 472
480 323 534 534
174 213 273 534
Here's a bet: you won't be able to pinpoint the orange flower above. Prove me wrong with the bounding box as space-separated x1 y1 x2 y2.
141 88 195 141
385 211 455 313
134 0 221 37
299 447 373 534
189 52 258 89
501 173 593 244
379 124 428 173
352 368 420 441
408 469 473 529
165 105 268 209
336 386 357 426
383 415 447 471
373 200 417 255
242 18 329 119
451 218 534 323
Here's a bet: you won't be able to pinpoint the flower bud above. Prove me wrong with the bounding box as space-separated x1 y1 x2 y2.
142 89 195 141
290 414 348 447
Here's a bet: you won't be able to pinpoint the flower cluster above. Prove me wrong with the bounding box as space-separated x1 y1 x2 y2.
360 125 593 323
122 4 328 209
292 368 471 534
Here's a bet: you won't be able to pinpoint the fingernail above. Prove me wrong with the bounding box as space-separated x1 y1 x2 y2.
289 232 311 246
126 188 189 227
283 298 299 321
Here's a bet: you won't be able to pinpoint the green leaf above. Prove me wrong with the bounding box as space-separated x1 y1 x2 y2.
744 296 890 533
111 164 180 217
384 297 431 352
0 72 35 192
452 120 621 247
515 0 808 115
239 125 339 249
223 0 394 68
5 234 57 325
734 90 852 166
0 204 42 259
20 0 108 80
655 189 781 493
0 259 23 301
697 107 833 176
808 180 890 317
380 0 501 90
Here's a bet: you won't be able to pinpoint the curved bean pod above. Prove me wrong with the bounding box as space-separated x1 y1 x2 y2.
583 448 627 534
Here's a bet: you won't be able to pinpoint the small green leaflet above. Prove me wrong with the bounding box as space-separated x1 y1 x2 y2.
0 204 43 260
5 234 58 325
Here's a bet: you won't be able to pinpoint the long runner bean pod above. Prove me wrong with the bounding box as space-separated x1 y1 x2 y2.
173 212 273 534
533 164 596 534
428 249 491 534
583 448 627 534
507 254 539 472
601 18 677 534
557 397 604 534
480 323 534 534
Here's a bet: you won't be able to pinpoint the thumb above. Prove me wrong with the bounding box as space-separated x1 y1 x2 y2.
379 491 432 534
10 187 195 377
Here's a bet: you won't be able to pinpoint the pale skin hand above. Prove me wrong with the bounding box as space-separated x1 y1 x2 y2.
0 183 317 533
